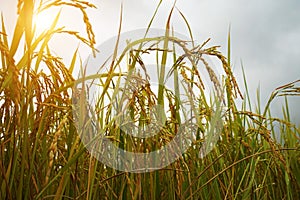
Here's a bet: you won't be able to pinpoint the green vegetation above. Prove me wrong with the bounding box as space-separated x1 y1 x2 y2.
1 1 299 199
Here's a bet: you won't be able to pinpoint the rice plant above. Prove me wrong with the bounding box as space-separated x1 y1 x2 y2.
0 1 299 199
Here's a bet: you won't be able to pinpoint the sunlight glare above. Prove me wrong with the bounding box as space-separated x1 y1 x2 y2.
33 10 56 34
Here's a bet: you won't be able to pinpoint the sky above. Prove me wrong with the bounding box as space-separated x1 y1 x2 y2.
1 0 299 125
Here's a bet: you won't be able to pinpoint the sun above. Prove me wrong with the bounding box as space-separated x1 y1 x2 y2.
33 9 57 34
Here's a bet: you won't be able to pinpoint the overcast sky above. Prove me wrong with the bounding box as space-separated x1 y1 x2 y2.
1 0 299 125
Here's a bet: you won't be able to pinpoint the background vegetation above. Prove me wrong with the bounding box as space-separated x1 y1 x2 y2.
0 0 299 199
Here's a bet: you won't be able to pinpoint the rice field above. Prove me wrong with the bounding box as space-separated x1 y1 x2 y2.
0 1 299 199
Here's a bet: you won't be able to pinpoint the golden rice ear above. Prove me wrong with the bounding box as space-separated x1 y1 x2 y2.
0 29 21 106
8 64 21 106
45 113 69 186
